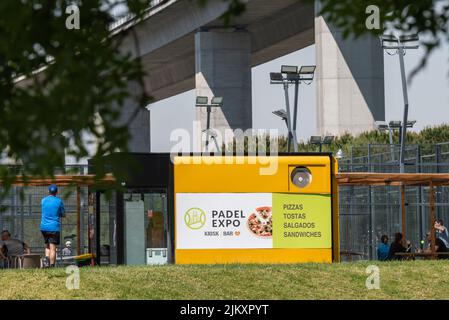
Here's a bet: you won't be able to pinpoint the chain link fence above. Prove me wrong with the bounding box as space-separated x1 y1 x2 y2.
339 143 449 261
0 185 89 256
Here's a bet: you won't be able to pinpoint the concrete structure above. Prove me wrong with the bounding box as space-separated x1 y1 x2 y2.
195 30 252 144
116 0 385 151
315 1 385 136
119 81 151 153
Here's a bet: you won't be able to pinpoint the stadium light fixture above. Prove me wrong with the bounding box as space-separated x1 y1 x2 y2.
376 121 396 160
269 65 316 153
375 121 389 131
400 34 419 42
299 65 316 75
281 65 298 74
272 109 288 121
389 120 402 128
270 72 284 83
211 96 224 107
310 135 334 153
310 136 322 144
380 34 399 49
299 65 316 82
287 73 301 81
406 120 417 128
196 96 208 106
322 136 335 144
399 34 419 49
272 109 289 135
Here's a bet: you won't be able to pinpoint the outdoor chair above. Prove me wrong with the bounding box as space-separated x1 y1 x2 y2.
18 254 43 269
6 255 21 269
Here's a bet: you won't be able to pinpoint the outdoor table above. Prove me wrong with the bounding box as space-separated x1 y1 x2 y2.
395 252 449 260
340 251 365 261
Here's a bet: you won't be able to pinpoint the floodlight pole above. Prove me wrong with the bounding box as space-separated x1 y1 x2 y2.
382 34 418 172
292 79 300 151
205 106 211 153
388 127 394 145
283 83 298 153
398 43 409 174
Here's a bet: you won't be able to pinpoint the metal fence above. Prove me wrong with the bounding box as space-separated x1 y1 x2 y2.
0 164 115 259
2 144 449 263
0 185 90 256
339 142 449 261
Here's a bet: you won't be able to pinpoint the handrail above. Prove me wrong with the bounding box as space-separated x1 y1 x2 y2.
109 0 172 32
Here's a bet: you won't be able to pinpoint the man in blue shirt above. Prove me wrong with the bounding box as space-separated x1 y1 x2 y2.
377 234 390 261
41 185 65 267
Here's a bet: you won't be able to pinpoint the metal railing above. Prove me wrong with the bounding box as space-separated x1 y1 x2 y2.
109 0 172 31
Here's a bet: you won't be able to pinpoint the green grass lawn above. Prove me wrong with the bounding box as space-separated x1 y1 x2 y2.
1 261 448 300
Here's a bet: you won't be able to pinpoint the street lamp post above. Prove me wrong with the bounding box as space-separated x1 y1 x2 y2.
381 34 419 173
283 79 294 152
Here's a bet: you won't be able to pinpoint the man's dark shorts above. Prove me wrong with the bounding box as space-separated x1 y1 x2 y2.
41 231 60 245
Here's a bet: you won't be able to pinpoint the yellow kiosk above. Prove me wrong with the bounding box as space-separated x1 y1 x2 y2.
174 155 339 264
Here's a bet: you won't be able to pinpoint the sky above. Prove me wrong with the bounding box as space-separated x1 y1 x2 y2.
148 41 449 152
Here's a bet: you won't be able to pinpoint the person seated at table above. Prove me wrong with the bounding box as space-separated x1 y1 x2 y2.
0 242 6 268
435 219 449 248
0 230 31 258
377 235 390 261
388 232 407 260
422 232 448 259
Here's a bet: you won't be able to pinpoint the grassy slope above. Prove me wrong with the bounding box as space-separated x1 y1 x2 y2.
1 261 448 300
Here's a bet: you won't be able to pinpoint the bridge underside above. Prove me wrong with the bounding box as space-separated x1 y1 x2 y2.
119 0 384 152
137 0 315 102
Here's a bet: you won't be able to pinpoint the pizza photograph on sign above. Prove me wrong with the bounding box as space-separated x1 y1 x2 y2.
247 206 273 237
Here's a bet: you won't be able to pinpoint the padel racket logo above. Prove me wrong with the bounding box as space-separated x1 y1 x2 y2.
184 208 206 230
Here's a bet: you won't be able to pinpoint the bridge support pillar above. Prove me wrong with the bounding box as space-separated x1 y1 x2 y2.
195 30 252 148
315 1 385 136
120 81 151 153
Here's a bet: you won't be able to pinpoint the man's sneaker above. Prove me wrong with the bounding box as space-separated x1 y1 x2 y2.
42 256 50 268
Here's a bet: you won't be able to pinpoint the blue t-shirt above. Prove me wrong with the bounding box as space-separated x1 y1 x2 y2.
40 195 65 232
377 243 390 261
